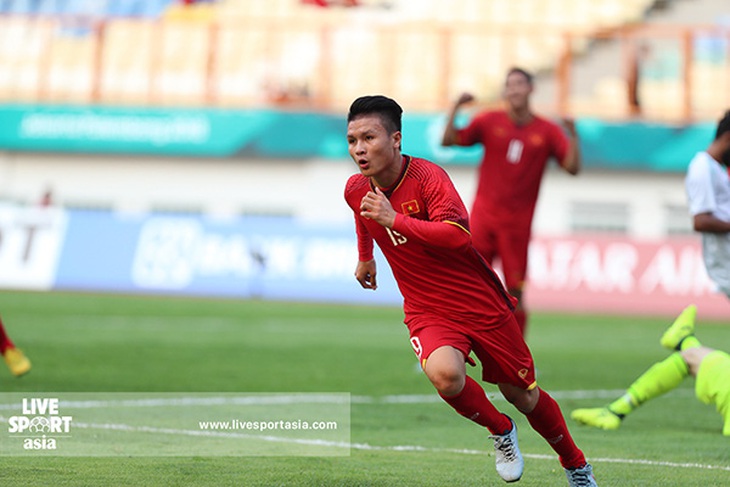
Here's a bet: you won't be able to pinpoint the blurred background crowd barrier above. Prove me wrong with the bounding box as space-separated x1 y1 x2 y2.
0 0 728 121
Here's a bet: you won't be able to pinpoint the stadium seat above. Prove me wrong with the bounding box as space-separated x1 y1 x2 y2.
45 30 96 102
105 0 175 19
1 0 41 15
214 14 329 107
217 0 300 19
154 21 211 105
98 19 156 104
164 1 215 22
390 29 444 110
641 78 684 120
212 26 263 106
448 33 505 101
691 61 729 118
326 25 388 107
0 17 51 101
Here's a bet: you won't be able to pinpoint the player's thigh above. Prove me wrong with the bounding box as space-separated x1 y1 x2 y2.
471 314 535 389
407 318 474 370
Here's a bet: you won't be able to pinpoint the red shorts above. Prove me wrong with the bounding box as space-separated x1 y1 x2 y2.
471 223 530 292
406 311 536 390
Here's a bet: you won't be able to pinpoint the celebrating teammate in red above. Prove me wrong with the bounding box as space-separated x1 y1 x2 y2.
344 95 596 486
442 67 581 336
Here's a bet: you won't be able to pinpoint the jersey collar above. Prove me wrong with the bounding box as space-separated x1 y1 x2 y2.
370 155 411 198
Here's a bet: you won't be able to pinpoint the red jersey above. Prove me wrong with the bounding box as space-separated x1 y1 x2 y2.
456 111 569 230
344 155 516 326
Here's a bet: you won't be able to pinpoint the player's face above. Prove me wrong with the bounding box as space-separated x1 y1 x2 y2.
504 72 533 110
347 114 402 186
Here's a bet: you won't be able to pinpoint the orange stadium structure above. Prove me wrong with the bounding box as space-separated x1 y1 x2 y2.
0 0 728 121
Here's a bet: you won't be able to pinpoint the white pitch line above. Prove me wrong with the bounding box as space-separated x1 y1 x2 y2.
1 417 727 472
0 389 696 410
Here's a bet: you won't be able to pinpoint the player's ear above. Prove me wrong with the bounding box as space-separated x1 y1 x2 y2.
393 131 402 151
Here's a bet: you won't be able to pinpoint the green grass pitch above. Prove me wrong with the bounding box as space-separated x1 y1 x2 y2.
0 290 728 486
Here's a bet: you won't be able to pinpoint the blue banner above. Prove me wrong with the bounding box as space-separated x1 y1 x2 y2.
54 211 402 306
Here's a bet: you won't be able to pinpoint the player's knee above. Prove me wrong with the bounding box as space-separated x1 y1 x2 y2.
427 367 465 396
499 384 538 413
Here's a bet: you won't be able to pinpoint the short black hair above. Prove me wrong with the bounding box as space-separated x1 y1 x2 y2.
715 110 730 140
347 95 403 134
506 67 534 85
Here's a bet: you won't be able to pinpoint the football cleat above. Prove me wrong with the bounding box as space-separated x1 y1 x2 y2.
565 463 598 487
571 407 622 431
3 347 31 377
660 304 697 350
489 416 524 482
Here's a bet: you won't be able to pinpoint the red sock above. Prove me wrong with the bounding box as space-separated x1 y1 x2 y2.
439 375 511 435
526 388 586 468
0 317 14 354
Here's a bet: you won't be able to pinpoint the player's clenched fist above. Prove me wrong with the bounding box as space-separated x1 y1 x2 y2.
360 187 396 228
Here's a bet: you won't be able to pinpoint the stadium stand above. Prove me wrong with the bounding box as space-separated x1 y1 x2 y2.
0 0 727 120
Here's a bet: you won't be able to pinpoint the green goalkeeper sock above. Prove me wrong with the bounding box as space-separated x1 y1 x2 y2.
608 353 689 417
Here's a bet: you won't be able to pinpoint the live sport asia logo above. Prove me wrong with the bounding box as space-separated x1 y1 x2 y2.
7 398 73 450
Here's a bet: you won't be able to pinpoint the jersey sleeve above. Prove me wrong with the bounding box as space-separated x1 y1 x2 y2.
355 214 374 261
455 112 488 147
345 174 375 261
391 164 471 250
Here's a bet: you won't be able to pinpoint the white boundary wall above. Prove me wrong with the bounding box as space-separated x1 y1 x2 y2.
0 151 691 239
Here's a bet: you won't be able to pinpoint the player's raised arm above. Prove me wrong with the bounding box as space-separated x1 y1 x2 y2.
560 118 581 175
442 93 474 147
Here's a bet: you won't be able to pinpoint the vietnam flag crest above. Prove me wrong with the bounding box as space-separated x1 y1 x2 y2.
401 200 420 215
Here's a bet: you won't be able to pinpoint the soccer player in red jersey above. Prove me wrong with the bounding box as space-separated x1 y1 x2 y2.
0 315 31 377
442 67 581 337
344 95 596 486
